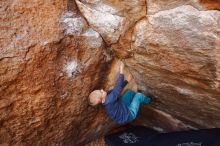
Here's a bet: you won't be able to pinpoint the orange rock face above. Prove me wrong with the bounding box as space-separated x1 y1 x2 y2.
1 0 220 146
1 0 113 145
200 0 220 10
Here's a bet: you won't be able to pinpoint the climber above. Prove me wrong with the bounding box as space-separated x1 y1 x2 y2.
88 62 152 124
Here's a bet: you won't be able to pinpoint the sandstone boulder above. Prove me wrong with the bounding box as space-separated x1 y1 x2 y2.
126 5 220 129
1 0 220 146
76 0 146 45
0 0 112 145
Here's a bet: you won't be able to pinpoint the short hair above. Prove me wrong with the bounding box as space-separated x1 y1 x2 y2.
88 90 101 106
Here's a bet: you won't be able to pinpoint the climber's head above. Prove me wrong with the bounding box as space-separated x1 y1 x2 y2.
89 89 107 106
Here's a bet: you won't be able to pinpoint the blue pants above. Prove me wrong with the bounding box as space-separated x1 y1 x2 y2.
120 89 151 122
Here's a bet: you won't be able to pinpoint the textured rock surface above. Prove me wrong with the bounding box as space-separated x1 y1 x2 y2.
200 0 220 10
126 4 220 129
76 0 146 45
86 137 106 146
1 0 220 146
0 0 113 146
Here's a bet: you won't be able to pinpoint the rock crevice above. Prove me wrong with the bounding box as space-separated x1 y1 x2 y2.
0 0 220 146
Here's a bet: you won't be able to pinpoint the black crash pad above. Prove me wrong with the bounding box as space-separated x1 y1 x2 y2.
104 126 220 146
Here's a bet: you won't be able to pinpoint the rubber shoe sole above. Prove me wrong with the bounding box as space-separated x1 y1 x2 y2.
142 96 153 105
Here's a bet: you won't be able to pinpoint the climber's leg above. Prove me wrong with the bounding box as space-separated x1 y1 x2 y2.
128 93 151 121
120 89 136 107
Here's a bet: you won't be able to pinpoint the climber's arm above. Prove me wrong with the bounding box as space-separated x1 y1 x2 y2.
104 73 125 104
111 62 126 96
104 63 127 104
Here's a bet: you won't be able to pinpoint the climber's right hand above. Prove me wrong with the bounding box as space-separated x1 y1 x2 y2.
119 62 124 74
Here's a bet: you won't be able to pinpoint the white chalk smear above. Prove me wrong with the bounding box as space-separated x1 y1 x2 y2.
64 60 78 77
76 0 125 43
175 87 193 96
60 11 86 35
83 28 100 38
94 2 117 14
